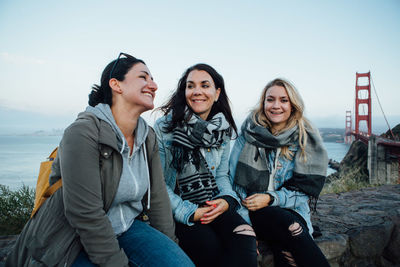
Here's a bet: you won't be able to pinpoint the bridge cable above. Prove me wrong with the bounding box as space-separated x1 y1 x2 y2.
370 75 395 139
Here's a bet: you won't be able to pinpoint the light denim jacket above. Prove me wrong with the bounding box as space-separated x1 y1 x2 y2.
229 134 314 235
154 116 240 226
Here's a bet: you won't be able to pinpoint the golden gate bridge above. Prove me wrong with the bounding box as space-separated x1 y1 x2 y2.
344 72 400 184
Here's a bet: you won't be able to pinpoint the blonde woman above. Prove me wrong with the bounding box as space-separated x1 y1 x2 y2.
229 78 329 267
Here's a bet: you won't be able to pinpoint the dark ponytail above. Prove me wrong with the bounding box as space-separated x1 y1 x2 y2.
88 84 108 107
88 56 145 107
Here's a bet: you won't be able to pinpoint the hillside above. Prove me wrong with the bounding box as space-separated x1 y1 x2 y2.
318 128 345 143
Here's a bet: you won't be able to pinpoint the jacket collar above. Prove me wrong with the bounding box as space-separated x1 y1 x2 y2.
98 120 119 152
77 111 120 152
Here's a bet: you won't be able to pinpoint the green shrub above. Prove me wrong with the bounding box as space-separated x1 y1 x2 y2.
0 184 34 235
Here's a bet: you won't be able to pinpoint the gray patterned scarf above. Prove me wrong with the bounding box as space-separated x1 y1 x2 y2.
234 115 328 199
171 112 231 204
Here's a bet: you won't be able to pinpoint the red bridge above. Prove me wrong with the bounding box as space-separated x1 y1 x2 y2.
345 72 400 184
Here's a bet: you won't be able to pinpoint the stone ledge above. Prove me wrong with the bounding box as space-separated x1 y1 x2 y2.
1 185 400 266
258 184 400 267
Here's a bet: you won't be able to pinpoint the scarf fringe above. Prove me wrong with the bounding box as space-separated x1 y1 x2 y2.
170 145 202 173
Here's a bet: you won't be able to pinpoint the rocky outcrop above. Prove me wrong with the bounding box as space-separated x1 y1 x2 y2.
329 159 340 171
2 185 400 266
258 184 400 266
326 140 369 185
339 140 369 182
383 123 400 141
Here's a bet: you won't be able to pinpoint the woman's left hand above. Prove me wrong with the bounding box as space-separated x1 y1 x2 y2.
200 199 229 224
242 193 270 211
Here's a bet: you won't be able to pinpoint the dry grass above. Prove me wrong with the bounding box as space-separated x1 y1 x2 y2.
321 177 373 195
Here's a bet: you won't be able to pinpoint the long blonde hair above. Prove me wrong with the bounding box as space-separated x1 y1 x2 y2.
252 78 311 160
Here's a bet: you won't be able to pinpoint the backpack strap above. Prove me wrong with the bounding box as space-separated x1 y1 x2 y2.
44 179 63 198
31 113 102 218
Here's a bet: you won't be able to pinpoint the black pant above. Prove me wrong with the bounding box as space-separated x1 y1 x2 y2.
250 206 330 267
176 209 257 267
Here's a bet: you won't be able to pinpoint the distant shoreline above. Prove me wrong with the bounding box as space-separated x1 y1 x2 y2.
0 129 64 137
1 128 345 141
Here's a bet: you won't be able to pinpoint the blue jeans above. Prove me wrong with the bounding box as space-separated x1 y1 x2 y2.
72 219 194 267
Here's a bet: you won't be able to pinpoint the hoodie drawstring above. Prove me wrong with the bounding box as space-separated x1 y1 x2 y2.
120 138 125 154
143 145 151 209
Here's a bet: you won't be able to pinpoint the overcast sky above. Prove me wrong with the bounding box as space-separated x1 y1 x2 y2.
0 0 399 134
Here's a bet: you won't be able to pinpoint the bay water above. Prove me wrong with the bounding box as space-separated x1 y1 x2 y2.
0 135 62 190
0 135 350 190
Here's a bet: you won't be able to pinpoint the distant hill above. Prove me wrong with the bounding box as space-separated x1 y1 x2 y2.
318 123 400 143
0 106 76 135
382 123 400 141
318 128 345 143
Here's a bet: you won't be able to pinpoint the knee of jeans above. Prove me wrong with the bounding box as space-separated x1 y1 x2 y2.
233 224 256 237
288 222 303 237
282 250 297 266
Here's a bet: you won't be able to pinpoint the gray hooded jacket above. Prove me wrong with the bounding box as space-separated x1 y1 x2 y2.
6 110 176 267
87 104 150 235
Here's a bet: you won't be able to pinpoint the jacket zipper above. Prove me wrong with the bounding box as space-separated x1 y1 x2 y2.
64 239 75 267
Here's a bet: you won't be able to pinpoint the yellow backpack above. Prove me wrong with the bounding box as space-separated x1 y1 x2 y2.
31 147 62 217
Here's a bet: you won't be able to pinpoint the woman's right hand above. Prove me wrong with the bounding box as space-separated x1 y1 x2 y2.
193 206 215 222
242 193 271 211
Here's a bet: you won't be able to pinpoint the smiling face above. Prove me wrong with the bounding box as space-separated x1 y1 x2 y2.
264 85 292 132
185 70 221 120
116 62 157 112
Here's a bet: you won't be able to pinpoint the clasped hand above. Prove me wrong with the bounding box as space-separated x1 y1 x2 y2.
194 199 228 224
242 193 271 211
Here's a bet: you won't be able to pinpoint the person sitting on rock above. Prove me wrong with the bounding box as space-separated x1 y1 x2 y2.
6 53 194 267
154 63 258 267
229 78 330 267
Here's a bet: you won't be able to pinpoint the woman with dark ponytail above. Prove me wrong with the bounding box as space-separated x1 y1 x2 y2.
6 53 194 267
154 63 257 267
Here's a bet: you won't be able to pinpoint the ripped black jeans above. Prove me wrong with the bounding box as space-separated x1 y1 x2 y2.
250 206 330 267
176 208 257 267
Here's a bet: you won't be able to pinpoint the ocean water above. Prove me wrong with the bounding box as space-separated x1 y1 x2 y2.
324 142 351 174
0 135 349 190
0 135 62 190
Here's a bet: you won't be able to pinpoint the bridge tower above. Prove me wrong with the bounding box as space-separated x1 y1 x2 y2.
345 110 352 143
355 72 372 136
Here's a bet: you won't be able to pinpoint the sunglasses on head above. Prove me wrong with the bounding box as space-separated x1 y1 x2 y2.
109 52 137 80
